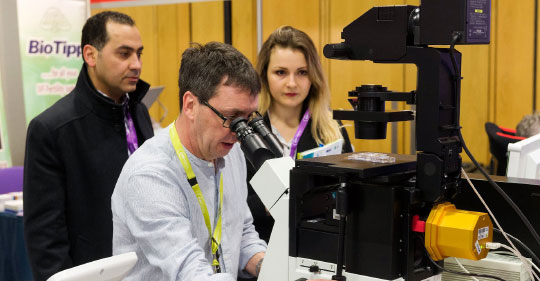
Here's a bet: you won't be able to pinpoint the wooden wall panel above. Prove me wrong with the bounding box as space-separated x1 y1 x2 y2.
493 1 535 128
154 4 189 126
166 4 192 126
319 0 331 76
537 0 540 112
232 0 257 64
191 1 224 44
261 0 320 50
488 0 498 124
457 45 491 164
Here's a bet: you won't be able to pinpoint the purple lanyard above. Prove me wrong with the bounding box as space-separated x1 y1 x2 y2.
123 103 139 155
290 109 311 159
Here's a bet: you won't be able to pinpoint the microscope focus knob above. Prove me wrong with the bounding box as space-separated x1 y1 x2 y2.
308 265 320 272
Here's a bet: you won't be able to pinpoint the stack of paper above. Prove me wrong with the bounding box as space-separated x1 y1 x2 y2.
297 139 344 159
4 200 23 215
0 194 14 212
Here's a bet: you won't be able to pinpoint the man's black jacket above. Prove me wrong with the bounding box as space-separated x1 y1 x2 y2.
23 65 154 281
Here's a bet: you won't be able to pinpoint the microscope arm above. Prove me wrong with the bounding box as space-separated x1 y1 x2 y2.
249 157 294 281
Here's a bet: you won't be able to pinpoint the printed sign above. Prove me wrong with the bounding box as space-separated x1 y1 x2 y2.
17 0 88 123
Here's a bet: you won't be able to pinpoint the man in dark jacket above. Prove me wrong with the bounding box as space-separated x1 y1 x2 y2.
23 11 154 281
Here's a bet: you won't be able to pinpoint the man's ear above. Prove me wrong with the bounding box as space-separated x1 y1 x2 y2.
182 91 197 120
83 45 98 67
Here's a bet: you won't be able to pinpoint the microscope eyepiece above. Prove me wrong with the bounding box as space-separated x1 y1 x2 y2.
230 117 276 171
248 115 283 157
230 117 254 142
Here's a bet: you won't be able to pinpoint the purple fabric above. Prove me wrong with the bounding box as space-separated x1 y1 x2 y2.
123 104 139 155
0 166 23 194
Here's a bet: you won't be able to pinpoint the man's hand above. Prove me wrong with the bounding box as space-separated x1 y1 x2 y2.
245 251 265 277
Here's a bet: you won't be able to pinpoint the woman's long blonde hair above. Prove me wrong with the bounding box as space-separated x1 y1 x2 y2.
256 26 341 145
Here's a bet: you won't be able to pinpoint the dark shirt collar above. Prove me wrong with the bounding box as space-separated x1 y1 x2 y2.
96 89 130 106
75 64 149 121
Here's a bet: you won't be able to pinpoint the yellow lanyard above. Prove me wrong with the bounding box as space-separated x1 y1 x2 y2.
169 124 223 273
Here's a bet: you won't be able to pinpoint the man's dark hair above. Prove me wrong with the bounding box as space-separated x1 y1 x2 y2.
178 42 261 110
81 11 135 52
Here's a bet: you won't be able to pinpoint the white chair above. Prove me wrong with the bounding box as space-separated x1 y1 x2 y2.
47 252 137 281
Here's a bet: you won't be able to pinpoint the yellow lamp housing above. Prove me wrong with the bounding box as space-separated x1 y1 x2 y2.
425 202 493 261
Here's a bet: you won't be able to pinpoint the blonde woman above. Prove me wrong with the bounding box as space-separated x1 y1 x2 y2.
246 26 352 244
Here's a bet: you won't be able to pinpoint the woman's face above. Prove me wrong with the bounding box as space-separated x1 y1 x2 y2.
266 47 312 111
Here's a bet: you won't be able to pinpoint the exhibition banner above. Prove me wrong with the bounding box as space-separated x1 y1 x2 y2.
17 0 88 123
0 68 11 168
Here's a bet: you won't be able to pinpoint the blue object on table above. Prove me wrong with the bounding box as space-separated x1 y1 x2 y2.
0 212 33 281
0 166 24 194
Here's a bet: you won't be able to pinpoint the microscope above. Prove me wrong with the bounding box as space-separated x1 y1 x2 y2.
234 1 494 280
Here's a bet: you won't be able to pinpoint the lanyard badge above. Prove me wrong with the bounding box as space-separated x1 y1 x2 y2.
290 109 311 159
170 123 224 273
212 238 221 273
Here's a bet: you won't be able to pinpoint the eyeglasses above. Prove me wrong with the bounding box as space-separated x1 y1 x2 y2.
201 99 261 128
201 99 236 128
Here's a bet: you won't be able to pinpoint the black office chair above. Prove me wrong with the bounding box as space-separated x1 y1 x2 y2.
485 122 525 176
